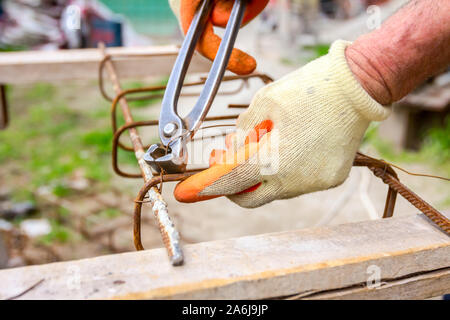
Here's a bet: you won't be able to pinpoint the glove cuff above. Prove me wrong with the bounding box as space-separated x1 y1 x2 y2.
328 40 392 121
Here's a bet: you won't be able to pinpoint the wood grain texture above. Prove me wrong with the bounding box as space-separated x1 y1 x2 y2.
0 46 211 84
299 268 450 300
0 214 448 300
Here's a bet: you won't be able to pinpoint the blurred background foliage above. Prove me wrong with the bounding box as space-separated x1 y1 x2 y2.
363 119 450 177
100 0 178 36
0 80 164 203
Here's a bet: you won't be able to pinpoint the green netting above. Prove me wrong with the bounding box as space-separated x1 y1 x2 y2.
100 0 178 36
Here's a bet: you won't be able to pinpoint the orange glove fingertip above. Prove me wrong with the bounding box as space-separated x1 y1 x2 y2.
180 0 259 75
174 140 263 203
198 24 257 75
209 149 227 167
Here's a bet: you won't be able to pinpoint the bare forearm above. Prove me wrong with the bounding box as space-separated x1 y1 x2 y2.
346 0 450 105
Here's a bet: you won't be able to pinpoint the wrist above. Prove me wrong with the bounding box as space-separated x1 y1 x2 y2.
345 42 393 106
328 40 391 122
345 0 450 106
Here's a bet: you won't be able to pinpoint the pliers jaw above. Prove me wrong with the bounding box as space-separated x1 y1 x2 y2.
144 139 188 174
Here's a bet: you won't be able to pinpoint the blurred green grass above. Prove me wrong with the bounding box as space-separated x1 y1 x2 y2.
0 80 165 246
363 118 450 178
281 43 331 66
38 219 73 244
0 85 110 193
0 81 162 203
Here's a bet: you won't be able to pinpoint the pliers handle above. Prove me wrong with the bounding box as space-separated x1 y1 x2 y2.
144 0 248 174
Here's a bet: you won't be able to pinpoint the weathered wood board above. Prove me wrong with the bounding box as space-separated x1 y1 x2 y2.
0 45 211 84
302 268 450 300
0 214 448 300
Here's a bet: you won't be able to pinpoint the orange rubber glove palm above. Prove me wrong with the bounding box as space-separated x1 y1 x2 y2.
169 0 269 75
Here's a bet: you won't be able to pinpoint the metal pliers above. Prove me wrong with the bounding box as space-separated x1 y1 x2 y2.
144 0 248 174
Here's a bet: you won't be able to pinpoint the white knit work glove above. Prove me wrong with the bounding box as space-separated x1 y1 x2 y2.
167 0 268 74
174 40 392 208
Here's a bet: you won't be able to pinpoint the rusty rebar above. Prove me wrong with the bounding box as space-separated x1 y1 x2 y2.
0 84 9 129
133 172 199 259
99 53 176 102
108 74 271 151
371 167 450 235
353 152 399 219
353 152 450 235
99 55 273 102
132 152 450 253
99 44 184 265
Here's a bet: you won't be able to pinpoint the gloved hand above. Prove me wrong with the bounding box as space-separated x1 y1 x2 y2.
174 40 392 208
168 0 268 75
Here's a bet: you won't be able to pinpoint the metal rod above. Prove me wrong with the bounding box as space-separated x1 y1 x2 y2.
0 84 9 129
98 44 185 266
133 172 199 258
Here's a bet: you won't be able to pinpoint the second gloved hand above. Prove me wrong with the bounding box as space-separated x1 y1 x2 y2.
174 40 392 208
168 0 268 75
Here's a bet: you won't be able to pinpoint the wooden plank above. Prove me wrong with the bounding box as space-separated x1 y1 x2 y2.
299 268 450 300
0 214 448 300
0 46 211 84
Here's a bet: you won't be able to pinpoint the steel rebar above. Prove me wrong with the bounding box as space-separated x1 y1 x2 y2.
99 44 185 266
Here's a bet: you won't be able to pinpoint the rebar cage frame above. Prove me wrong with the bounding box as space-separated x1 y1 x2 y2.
96 46 450 265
